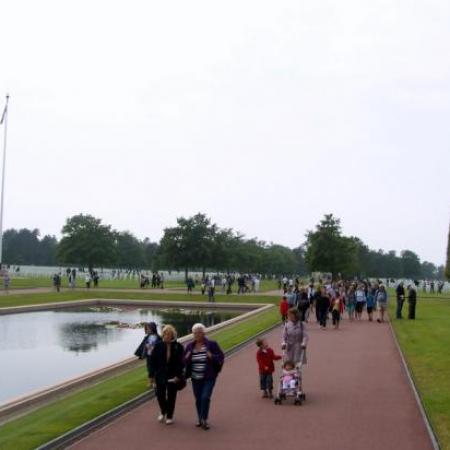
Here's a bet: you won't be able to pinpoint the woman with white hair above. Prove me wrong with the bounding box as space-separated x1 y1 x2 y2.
149 325 184 425
184 323 224 430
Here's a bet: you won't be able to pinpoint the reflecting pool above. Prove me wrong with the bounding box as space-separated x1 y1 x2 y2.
0 305 240 405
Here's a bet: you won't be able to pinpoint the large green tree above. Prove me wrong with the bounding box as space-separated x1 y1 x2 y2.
400 250 421 278
58 214 117 271
115 231 146 270
304 214 357 278
158 213 217 279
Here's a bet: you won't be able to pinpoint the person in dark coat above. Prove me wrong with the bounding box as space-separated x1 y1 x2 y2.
134 322 161 387
149 325 184 425
407 285 417 319
396 282 405 319
184 323 224 430
316 287 331 329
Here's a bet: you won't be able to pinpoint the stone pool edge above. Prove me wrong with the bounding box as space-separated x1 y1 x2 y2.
0 299 273 424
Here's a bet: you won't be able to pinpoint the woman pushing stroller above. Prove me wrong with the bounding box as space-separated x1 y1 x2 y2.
275 308 309 405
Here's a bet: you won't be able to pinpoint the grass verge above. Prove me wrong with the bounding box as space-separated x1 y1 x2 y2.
390 298 450 450
0 307 279 450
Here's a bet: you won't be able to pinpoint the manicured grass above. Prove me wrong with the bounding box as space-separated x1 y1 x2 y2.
6 277 186 290
0 307 279 450
0 290 279 309
6 276 280 293
390 298 450 450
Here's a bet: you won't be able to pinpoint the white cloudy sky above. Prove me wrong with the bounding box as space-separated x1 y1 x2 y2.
0 0 449 264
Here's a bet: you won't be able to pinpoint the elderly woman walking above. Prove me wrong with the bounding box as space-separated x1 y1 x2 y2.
281 308 309 365
184 323 225 430
149 325 184 425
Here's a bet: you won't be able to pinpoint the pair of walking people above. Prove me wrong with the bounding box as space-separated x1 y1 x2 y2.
137 322 224 430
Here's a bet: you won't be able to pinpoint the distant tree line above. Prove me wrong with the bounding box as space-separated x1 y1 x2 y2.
1 212 446 280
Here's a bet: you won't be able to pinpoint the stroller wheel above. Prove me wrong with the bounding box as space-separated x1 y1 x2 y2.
301 393 306 401
274 398 281 405
294 398 302 406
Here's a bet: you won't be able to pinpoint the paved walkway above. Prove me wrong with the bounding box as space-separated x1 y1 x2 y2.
68 318 433 450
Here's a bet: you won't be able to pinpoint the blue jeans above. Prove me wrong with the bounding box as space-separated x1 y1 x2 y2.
192 379 216 422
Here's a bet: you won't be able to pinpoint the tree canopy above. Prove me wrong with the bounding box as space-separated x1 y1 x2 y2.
1 212 444 280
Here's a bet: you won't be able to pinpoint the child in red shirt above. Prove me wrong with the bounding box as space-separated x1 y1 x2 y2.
256 338 281 398
279 296 289 323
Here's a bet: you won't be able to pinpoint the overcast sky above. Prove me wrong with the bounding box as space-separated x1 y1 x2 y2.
0 0 449 265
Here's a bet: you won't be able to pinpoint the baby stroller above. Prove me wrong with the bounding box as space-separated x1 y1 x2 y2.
274 349 306 406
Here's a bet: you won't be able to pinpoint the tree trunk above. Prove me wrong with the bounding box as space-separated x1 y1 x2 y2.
185 267 188 282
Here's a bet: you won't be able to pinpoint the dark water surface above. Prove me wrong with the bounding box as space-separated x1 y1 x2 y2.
0 305 241 405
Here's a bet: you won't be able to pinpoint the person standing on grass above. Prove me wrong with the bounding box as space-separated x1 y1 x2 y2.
186 277 195 294
53 273 62 292
85 273 91 289
149 325 184 425
184 323 224 430
376 284 388 323
407 285 417 319
396 282 406 319
3 271 10 293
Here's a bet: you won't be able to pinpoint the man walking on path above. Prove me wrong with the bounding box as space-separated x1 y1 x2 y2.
396 282 405 319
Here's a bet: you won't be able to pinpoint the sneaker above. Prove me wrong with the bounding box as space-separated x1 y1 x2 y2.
268 391 273 399
158 414 165 423
166 418 174 425
202 421 210 430
262 391 268 398
195 421 203 427
377 319 381 323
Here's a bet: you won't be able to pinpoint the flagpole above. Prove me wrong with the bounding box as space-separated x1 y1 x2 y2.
0 94 10 268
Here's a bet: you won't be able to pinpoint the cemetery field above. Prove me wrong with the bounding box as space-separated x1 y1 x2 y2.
5 276 279 292
389 297 450 449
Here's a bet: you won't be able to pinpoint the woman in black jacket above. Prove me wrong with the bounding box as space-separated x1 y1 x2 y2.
149 324 184 425
134 322 161 387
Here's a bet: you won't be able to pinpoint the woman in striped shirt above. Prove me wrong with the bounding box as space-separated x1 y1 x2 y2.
184 323 224 430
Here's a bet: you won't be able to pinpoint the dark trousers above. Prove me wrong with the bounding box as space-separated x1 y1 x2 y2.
298 303 309 321
332 309 340 325
408 300 416 319
192 379 216 422
259 373 273 391
396 298 404 319
156 381 178 419
318 307 328 327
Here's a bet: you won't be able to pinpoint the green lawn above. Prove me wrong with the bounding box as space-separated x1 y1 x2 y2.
0 291 279 450
5 276 280 293
390 297 450 450
0 290 279 309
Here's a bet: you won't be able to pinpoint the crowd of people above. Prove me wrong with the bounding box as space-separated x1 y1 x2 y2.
185 274 261 299
278 278 419 329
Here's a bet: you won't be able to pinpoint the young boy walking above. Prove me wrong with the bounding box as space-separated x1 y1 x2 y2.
256 338 281 398
279 296 289 323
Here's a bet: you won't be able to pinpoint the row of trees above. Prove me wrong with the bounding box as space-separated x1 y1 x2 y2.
303 214 445 280
2 213 447 280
